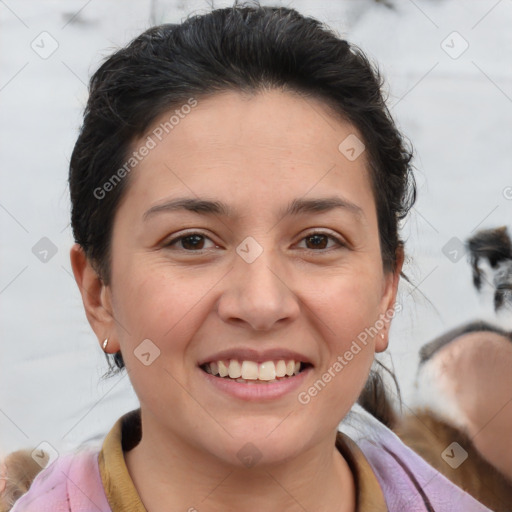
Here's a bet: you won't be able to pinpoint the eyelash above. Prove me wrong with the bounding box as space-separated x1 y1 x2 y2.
163 231 347 253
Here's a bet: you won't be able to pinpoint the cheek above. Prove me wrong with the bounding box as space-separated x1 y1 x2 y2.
112 261 220 350
299 276 382 403
316 272 385 341
111 266 206 409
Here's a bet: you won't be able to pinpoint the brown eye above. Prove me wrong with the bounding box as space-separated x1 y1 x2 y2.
180 235 206 250
165 233 217 251
297 232 345 251
305 234 329 249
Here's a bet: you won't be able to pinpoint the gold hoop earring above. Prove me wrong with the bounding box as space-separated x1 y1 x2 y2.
102 338 109 351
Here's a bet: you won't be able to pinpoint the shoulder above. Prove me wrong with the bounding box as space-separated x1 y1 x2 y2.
11 450 110 512
339 404 494 512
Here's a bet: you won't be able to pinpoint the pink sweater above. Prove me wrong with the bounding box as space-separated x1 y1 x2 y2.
10 450 110 512
11 406 494 512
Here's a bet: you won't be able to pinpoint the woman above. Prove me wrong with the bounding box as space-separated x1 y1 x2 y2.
10 4 495 511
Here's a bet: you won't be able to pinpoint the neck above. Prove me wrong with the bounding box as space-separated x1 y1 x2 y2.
124 412 356 512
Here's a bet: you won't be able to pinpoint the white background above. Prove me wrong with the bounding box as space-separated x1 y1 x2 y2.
1 0 511 456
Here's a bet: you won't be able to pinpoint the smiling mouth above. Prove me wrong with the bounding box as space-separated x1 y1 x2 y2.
200 359 312 384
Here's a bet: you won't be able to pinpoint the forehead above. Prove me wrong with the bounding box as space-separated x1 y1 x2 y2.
123 89 374 217
145 89 363 159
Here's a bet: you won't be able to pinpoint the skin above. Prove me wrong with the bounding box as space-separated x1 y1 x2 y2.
71 89 402 512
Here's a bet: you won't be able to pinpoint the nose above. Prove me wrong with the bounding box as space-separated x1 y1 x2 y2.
217 249 300 331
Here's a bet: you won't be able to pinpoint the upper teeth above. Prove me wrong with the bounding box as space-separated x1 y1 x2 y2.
205 360 302 380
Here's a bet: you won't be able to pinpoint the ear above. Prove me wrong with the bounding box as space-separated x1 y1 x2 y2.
69 244 120 354
375 245 404 353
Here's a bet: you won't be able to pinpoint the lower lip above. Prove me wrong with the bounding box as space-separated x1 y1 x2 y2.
199 366 313 401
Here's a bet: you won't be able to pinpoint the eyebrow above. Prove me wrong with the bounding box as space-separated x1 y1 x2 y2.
143 196 364 221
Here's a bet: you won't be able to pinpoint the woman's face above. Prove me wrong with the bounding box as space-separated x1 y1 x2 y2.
87 90 400 466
